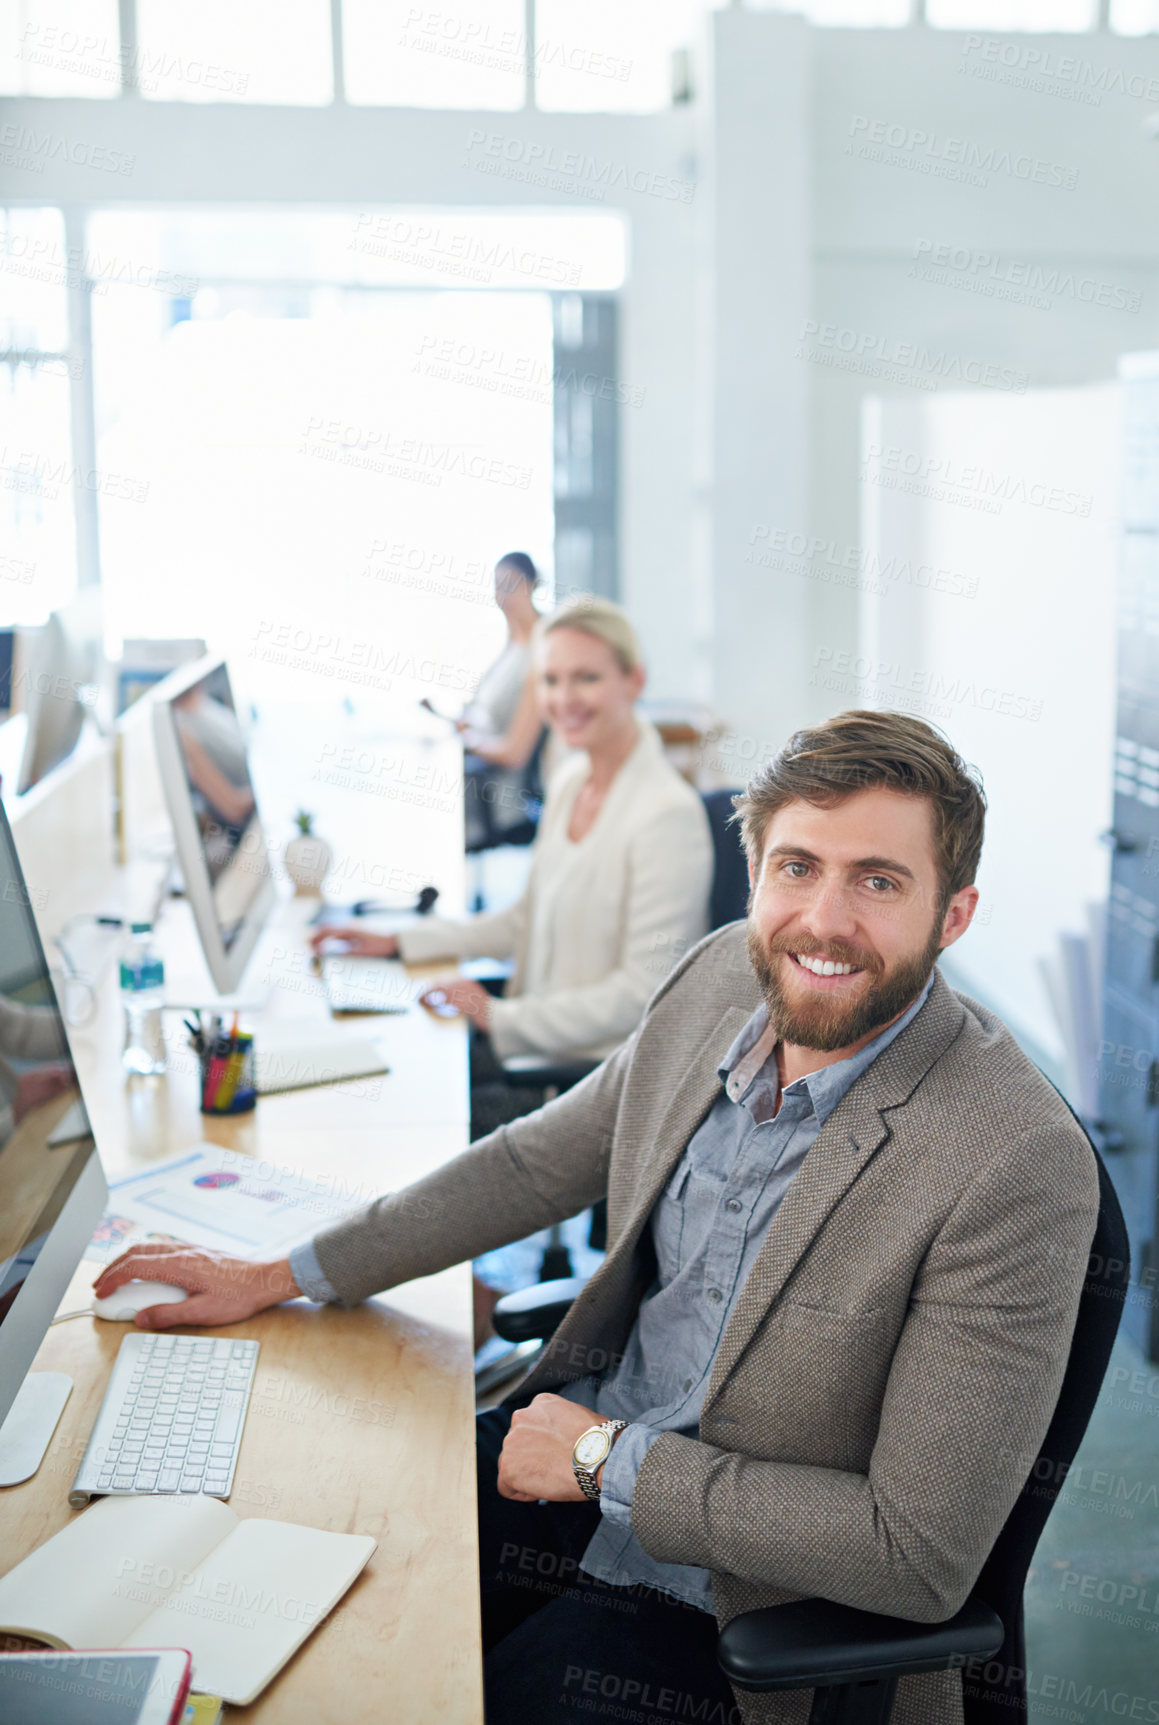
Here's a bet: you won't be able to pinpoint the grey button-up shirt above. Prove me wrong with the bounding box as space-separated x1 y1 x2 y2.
560 973 935 1612
291 976 935 1613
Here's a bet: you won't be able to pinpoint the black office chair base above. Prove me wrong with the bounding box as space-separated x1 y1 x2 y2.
808 1678 896 1725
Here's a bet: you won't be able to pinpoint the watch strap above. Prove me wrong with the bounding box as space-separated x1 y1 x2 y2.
573 1418 627 1503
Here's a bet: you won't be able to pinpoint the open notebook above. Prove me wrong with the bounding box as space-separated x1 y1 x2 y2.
0 1494 375 1705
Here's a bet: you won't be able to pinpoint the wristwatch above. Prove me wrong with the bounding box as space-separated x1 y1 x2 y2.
571 1419 628 1503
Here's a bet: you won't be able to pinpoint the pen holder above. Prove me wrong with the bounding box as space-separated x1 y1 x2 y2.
199 1035 257 1115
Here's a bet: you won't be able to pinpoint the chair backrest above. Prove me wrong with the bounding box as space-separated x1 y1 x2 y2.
964 1138 1129 1724
464 727 547 855
519 724 548 812
702 788 749 931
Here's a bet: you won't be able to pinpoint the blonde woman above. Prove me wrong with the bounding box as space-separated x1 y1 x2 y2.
313 596 713 1105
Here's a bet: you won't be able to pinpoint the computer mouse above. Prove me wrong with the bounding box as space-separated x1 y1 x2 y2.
92 1280 192 1322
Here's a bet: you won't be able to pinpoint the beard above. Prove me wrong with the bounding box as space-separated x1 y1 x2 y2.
746 914 943 1053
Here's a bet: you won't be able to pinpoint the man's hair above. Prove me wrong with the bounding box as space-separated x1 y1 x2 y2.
734 709 986 904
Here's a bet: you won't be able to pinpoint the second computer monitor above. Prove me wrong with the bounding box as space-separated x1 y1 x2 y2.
152 657 275 995
15 588 105 796
0 799 106 1455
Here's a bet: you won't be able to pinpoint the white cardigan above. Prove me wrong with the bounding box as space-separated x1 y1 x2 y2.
398 719 713 1060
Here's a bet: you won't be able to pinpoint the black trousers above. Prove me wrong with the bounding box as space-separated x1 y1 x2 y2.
477 1408 742 1725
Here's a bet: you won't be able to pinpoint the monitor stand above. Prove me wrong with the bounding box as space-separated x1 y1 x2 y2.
0 1372 72 1486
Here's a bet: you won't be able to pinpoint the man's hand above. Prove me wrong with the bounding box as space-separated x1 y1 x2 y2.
419 977 492 1029
309 924 400 959
497 1394 617 1503
92 1245 300 1330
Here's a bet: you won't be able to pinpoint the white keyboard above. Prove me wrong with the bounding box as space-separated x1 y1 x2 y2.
320 954 415 1015
69 1333 258 1508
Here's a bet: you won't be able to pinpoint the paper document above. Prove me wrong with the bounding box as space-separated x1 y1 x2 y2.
92 1146 369 1259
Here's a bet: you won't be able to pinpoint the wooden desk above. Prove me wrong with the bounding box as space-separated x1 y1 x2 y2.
0 706 484 1722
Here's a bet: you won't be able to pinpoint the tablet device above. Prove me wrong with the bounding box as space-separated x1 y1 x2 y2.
0 1649 192 1725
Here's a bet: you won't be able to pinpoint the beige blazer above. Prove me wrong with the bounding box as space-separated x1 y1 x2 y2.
398 717 713 1060
313 922 1100 1725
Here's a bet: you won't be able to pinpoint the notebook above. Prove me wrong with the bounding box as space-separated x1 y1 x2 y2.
253 1020 390 1094
0 1494 376 1706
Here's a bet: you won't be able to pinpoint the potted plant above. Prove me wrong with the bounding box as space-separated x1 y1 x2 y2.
283 809 332 895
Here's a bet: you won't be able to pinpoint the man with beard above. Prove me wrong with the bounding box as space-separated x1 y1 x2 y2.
96 709 1100 1725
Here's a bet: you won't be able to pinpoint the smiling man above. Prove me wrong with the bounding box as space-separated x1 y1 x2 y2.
97 710 1100 1725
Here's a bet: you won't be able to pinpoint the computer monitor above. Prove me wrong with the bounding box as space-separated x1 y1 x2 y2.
151 656 276 995
0 801 107 1483
15 588 105 795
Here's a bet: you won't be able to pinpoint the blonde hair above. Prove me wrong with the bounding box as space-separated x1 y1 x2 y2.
536 595 642 675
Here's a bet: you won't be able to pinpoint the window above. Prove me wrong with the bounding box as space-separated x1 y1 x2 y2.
1110 0 1159 30
135 0 332 103
802 0 912 22
0 209 69 353
85 207 626 294
926 0 1096 28
85 208 624 696
343 0 525 109
748 0 912 22
0 0 120 97
1 211 77 625
534 0 699 113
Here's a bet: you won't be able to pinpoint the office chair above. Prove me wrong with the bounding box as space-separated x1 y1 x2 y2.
465 729 546 911
493 1145 1129 1725
500 788 748 1272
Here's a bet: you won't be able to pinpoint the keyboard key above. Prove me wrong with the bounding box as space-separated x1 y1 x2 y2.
157 1470 182 1490
112 1473 136 1489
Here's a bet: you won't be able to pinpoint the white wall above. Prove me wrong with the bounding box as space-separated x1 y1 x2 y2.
695 13 813 760
859 382 1121 1063
807 26 1159 703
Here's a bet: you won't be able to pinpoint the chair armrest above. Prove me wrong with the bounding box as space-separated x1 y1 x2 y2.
491 1277 589 1342
501 1055 600 1091
717 1595 1004 1692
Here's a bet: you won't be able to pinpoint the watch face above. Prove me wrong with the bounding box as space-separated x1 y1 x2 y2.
574 1430 610 1469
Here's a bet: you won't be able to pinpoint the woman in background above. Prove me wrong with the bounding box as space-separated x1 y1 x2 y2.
315 596 713 1346
443 551 546 849
315 595 713 1111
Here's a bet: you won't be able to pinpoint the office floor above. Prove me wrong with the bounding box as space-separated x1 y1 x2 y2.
1024 1327 1159 1720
